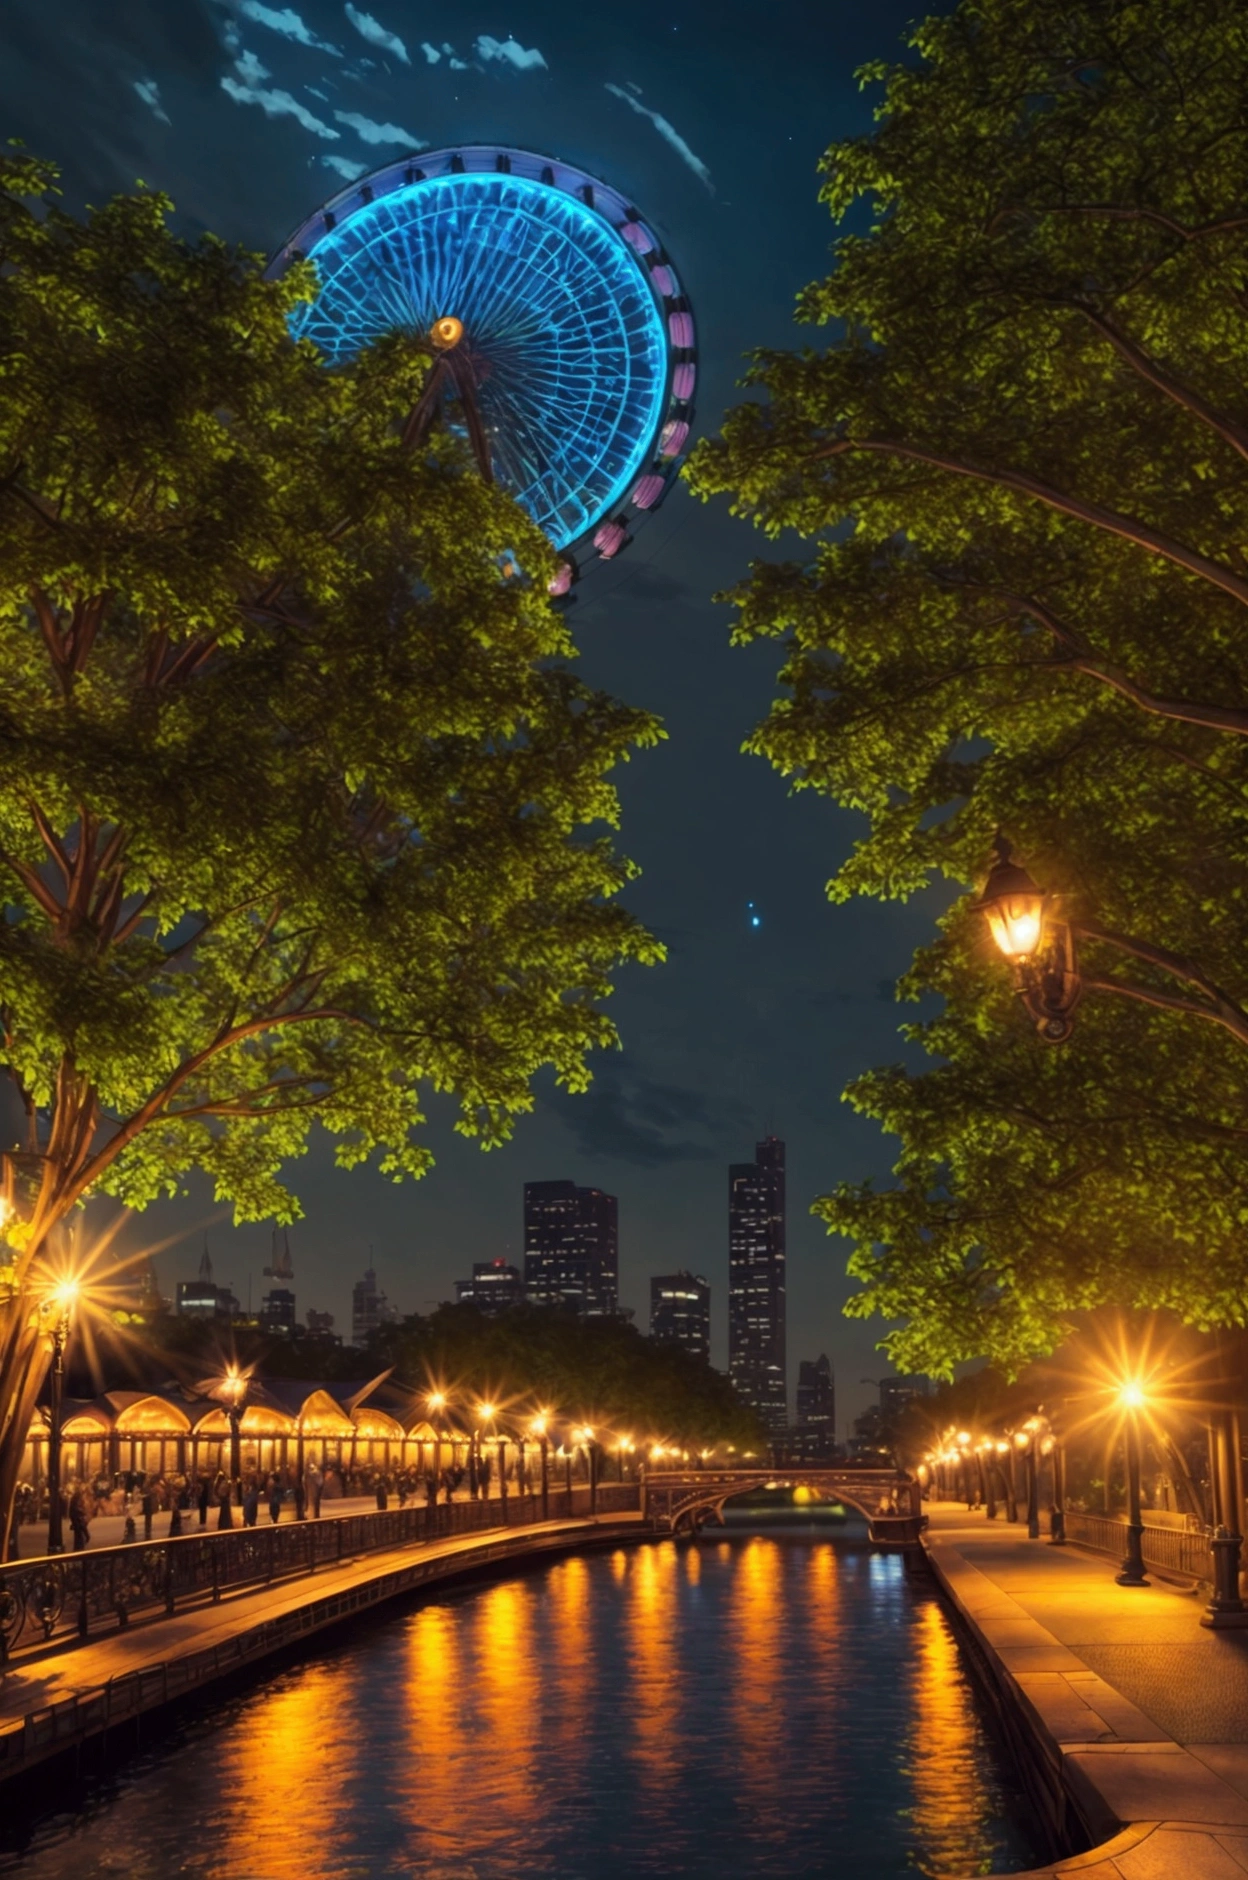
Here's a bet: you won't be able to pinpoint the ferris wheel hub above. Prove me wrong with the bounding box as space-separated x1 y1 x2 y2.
430 315 464 352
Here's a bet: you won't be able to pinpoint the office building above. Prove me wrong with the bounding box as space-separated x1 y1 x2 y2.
728 1135 787 1433
880 1374 932 1419
455 1258 524 1315
351 1266 397 1346
794 1354 836 1460
649 1271 711 1361
176 1241 238 1320
523 1180 618 1318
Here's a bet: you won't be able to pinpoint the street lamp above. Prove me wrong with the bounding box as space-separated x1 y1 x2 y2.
529 1413 550 1520
1012 1420 1042 1539
1115 1380 1150 1587
43 1278 78 1553
975 835 1080 1042
220 1366 246 1511
474 1402 497 1501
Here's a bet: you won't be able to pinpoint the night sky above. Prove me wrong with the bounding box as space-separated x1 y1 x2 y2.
1 0 950 1436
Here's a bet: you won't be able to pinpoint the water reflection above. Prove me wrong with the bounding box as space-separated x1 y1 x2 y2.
0 1536 1040 1880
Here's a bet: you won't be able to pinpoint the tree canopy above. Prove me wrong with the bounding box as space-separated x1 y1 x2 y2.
0 151 662 1548
687 0 1248 1374
369 1303 765 1448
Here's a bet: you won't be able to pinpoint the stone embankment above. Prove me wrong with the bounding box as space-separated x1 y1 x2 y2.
927 1504 1248 1879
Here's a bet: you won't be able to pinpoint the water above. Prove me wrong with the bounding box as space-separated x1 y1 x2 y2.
1 1533 1042 1880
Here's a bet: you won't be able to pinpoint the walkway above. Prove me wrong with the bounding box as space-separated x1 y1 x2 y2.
14 1483 523 1556
926 1503 1248 1879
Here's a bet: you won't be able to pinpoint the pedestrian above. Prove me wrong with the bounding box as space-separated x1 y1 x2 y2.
243 1479 260 1527
197 1475 210 1528
268 1474 283 1524
141 1482 155 1541
303 1460 323 1519
294 1476 306 1521
216 1472 233 1530
375 1478 388 1511
168 1501 183 1538
69 1482 92 1551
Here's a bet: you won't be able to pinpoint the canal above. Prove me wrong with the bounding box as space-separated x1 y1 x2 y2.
0 1529 1042 1879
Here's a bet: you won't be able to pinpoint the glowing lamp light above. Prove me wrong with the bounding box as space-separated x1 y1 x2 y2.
477 1401 497 1423
1118 1380 1147 1411
956 1430 971 1447
50 1277 80 1313
974 840 1047 962
427 1390 446 1414
1013 1428 1030 1451
430 314 464 350
528 1415 547 1439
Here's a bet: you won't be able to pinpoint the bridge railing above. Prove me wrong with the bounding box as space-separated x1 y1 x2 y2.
0 1481 641 1666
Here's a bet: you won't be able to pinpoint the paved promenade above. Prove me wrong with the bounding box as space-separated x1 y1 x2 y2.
926 1503 1248 1879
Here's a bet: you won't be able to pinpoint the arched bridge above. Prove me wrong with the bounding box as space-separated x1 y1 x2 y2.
641 1468 926 1547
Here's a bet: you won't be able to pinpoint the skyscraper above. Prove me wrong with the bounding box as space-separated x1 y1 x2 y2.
523 1180 618 1318
261 1228 296 1335
351 1266 396 1346
649 1271 711 1360
728 1135 786 1433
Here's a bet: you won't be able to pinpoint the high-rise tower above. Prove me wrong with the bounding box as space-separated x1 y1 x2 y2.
523 1180 618 1318
728 1135 786 1433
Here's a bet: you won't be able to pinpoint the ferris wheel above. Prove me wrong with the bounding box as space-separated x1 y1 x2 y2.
269 145 697 588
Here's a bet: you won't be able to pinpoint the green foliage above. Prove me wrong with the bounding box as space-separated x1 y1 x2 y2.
372 1303 766 1447
0 151 663 1251
687 0 1248 1373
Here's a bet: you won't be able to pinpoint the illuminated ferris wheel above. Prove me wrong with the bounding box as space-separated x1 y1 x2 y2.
270 145 697 587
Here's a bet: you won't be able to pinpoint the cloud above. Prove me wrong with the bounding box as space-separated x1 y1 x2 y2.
238 3 342 54
605 84 714 193
133 79 170 125
333 110 426 149
548 1065 749 1168
420 41 441 63
343 5 409 63
305 84 330 101
322 154 368 180
221 50 341 137
475 34 547 72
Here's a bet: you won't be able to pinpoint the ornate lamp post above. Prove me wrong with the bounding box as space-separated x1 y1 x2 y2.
474 1402 497 1501
1115 1382 1150 1587
529 1414 550 1521
43 1278 78 1553
1043 1430 1067 1545
220 1367 246 1508
977 1440 998 1520
1012 1420 1042 1540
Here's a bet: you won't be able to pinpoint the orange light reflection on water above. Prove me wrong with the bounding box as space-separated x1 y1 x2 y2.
472 1579 539 1828
213 1664 361 1878
626 1541 682 1789
904 1597 1006 1876
730 1537 786 1823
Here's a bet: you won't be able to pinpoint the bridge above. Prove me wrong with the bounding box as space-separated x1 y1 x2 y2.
640 1468 926 1546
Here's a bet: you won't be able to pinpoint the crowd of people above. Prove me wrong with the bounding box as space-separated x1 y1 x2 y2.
13 1450 553 1553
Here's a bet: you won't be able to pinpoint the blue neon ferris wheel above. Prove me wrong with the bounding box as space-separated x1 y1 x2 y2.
270 147 697 580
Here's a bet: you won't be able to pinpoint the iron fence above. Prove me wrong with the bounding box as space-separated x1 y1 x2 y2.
1063 1509 1214 1581
0 1481 640 1665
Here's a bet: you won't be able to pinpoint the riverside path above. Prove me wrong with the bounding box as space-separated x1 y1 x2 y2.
927 1502 1248 1880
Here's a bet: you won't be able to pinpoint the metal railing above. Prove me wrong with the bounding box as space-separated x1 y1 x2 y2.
0 1481 640 1665
1063 1509 1214 1581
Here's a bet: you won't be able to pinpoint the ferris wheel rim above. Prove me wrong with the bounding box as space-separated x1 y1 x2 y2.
267 145 698 572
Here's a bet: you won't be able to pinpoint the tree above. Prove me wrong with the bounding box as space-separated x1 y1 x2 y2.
0 154 663 1553
370 1302 766 1449
687 0 1248 1372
